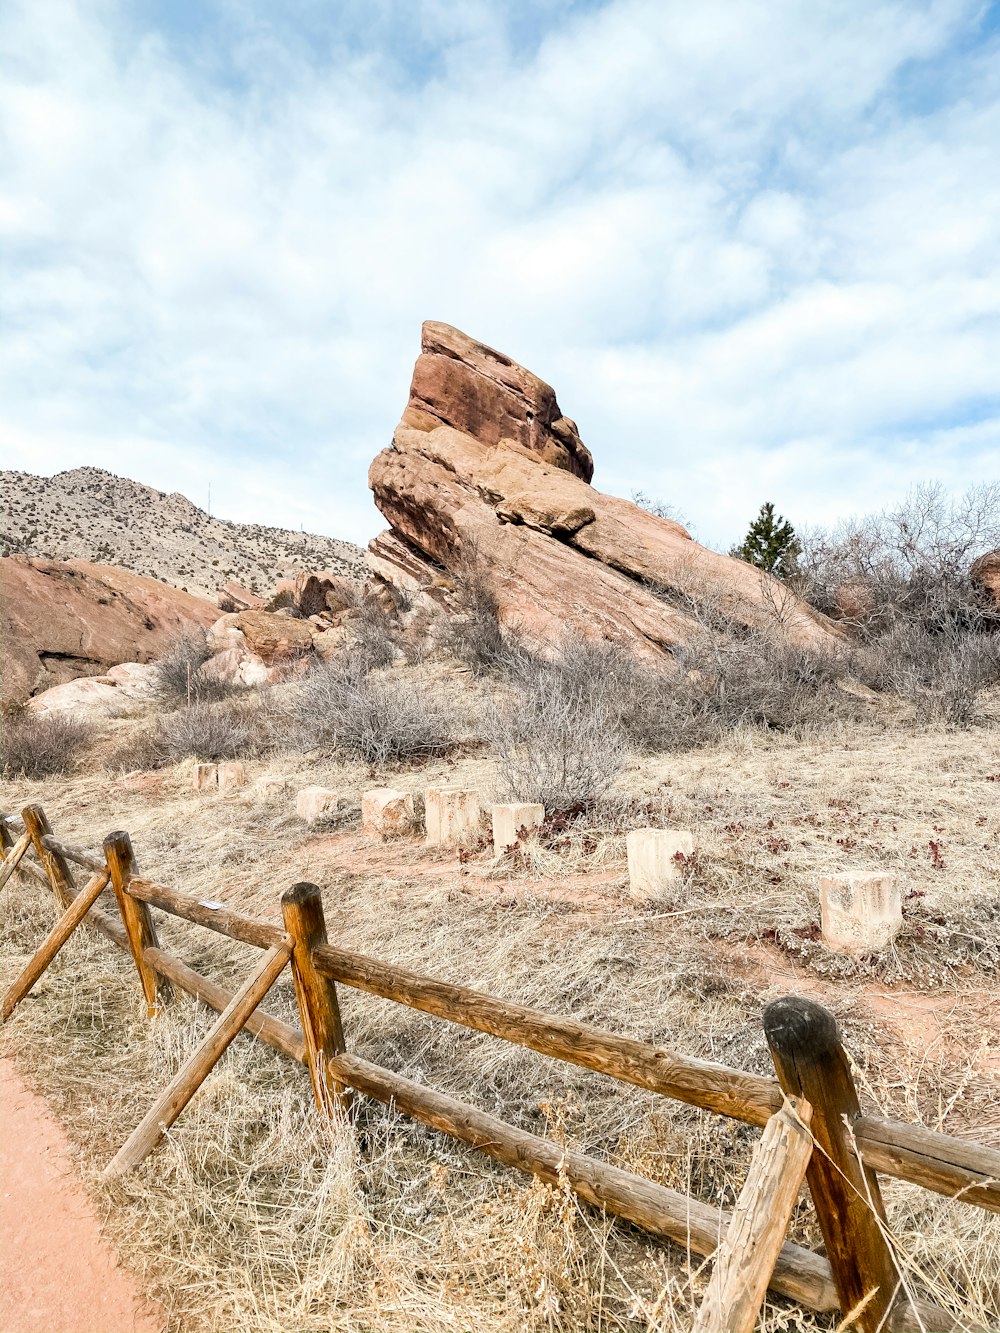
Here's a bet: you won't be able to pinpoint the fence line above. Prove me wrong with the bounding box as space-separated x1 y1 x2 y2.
2 804 995 1330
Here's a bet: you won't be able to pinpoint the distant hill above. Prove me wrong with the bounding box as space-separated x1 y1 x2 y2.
0 466 365 600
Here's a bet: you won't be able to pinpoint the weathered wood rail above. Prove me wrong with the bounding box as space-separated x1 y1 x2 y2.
3 804 997 1331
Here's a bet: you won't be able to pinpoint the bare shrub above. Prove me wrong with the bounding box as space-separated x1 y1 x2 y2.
1 706 95 779
854 623 1000 726
155 632 238 706
489 650 630 810
679 631 855 736
798 481 1000 635
292 659 454 767
163 701 261 761
345 598 399 671
103 725 171 774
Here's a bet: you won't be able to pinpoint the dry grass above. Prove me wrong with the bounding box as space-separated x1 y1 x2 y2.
2 711 1000 1332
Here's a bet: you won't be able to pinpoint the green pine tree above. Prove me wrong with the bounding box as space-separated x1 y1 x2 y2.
732 502 799 577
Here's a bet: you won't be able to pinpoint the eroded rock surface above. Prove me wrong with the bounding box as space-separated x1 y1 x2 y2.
1 557 219 703
368 322 843 658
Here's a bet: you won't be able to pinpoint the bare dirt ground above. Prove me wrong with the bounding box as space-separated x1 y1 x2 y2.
0 1058 163 1333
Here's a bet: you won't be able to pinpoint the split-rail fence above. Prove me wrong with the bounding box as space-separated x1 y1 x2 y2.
2 802 999 1333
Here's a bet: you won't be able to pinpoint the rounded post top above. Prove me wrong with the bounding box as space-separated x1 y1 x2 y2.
282 881 323 907
103 829 134 852
763 995 841 1059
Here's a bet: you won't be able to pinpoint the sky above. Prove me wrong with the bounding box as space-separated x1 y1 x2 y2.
1 0 998 551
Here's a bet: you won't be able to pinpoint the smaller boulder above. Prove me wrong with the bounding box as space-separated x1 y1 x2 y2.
971 550 1000 612
255 775 288 797
218 581 266 612
26 677 122 716
233 610 314 664
192 763 218 790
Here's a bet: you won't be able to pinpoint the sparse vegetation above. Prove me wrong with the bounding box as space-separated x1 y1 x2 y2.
1 706 94 779
489 647 631 809
292 657 456 767
155 632 239 706
798 481 1000 635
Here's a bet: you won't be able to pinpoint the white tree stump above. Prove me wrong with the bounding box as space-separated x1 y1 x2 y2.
362 788 415 838
192 763 218 790
217 762 247 790
296 786 342 824
492 803 544 850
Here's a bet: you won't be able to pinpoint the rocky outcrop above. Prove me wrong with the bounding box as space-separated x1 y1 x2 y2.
26 663 160 716
368 322 844 658
970 550 1000 613
1 557 219 703
217 581 266 612
204 609 317 687
269 570 361 619
403 321 594 482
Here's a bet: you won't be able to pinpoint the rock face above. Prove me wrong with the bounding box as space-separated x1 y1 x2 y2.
26 662 159 716
368 322 844 658
1 557 219 703
403 321 594 481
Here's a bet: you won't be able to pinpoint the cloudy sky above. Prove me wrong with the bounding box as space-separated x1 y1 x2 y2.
2 0 998 550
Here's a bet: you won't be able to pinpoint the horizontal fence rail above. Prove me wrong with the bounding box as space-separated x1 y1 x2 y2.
1 803 995 1331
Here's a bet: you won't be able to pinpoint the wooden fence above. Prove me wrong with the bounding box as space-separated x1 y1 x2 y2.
2 802 999 1333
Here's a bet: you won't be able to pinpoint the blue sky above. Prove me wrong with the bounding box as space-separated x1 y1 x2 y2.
1 0 998 550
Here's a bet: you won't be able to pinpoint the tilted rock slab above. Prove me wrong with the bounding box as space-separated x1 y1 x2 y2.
1 556 219 704
368 322 844 658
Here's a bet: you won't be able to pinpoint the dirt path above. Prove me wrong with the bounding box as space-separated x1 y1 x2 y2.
0 1059 163 1333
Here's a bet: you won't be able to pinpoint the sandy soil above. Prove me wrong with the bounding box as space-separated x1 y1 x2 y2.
0 1059 163 1333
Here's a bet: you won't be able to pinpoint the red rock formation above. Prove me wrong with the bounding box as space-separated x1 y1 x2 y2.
1 557 219 703
403 321 594 481
368 322 844 658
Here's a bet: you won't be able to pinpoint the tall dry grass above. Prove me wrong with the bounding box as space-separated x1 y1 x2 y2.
2 709 999 1331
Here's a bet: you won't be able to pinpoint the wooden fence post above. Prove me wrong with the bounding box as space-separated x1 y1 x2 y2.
763 996 901 1332
693 1096 814 1333
22 804 76 907
0 828 32 891
281 882 350 1115
104 831 171 1016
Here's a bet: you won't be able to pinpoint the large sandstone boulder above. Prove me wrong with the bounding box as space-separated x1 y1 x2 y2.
1 557 219 703
368 322 844 658
27 662 160 717
204 609 317 686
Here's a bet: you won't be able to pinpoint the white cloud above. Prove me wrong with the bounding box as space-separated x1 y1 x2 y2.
0 0 997 552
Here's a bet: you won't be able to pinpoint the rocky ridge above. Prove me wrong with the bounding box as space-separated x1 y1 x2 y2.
0 466 364 601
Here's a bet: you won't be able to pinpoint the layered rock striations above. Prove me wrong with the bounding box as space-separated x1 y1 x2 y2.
369 322 843 657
